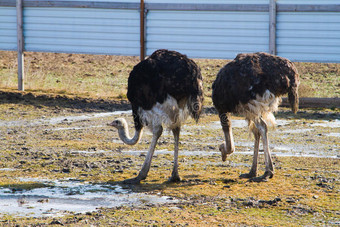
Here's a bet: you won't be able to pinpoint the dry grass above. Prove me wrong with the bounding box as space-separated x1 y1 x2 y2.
0 51 138 99
1 51 339 106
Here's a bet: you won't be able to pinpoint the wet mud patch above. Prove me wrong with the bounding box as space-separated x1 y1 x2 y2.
0 178 178 217
0 93 339 226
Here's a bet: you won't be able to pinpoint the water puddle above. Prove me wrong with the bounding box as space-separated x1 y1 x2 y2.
207 119 289 130
236 141 338 159
310 119 340 128
235 151 338 159
0 178 177 217
279 128 314 134
123 149 220 157
228 162 251 168
276 119 290 126
51 125 103 131
208 120 248 130
144 129 192 136
70 150 114 154
46 111 132 125
0 110 132 127
0 168 16 171
325 133 340 138
122 146 338 159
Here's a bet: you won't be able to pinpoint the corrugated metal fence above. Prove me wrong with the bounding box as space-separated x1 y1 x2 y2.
0 0 339 90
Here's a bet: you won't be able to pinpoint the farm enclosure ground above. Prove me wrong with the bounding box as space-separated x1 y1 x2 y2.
0 51 339 226
0 91 339 226
0 51 339 102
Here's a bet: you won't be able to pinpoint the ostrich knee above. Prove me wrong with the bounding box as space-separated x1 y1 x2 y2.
220 123 235 161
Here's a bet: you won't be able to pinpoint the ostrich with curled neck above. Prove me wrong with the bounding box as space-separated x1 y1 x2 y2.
212 52 299 182
109 49 204 184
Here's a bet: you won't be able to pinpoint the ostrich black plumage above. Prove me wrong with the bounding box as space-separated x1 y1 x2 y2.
212 52 299 182
109 49 204 184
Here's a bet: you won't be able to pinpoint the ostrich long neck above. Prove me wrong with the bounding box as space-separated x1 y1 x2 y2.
118 119 143 145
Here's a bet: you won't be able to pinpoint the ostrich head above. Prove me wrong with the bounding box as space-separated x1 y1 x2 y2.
108 118 143 146
108 118 127 129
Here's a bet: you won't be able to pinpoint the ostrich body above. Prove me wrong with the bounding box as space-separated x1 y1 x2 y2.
212 52 299 182
109 49 204 184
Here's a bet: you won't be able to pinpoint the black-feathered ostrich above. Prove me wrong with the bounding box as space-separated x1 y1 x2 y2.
212 52 299 182
109 49 204 184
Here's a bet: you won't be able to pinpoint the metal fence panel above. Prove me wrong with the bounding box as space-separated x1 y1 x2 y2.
145 0 268 3
0 6 17 51
277 0 339 4
23 7 140 55
1 1 340 62
277 12 340 62
146 10 269 59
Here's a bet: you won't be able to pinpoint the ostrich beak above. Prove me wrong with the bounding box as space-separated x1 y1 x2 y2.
107 122 115 126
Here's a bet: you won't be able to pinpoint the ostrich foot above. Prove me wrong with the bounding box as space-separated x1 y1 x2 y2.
168 174 181 183
249 171 274 182
239 171 257 179
122 177 142 185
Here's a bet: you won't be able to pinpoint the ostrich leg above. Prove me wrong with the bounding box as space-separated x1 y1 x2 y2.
219 113 235 161
250 118 274 182
123 125 163 184
169 127 181 182
240 125 260 179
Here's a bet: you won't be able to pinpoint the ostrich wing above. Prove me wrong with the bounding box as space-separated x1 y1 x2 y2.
127 49 203 121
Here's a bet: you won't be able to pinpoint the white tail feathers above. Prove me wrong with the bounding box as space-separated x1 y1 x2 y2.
236 90 281 125
138 95 189 130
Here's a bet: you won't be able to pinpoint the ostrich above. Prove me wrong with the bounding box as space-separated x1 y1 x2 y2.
212 52 299 182
108 49 204 184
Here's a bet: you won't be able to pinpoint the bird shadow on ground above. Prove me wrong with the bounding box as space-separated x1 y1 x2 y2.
107 174 251 194
1 90 338 120
0 90 130 112
205 106 340 121
275 110 340 121
107 177 216 194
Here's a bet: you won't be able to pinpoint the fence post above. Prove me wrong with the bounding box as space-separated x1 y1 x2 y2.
269 0 277 55
140 0 146 61
16 0 24 91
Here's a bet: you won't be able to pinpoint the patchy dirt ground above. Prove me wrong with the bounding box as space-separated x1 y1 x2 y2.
0 92 339 226
1 51 339 104
0 50 339 226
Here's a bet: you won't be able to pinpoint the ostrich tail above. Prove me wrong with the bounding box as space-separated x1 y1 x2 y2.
132 105 144 131
288 84 299 114
189 95 203 122
132 111 143 132
287 62 300 114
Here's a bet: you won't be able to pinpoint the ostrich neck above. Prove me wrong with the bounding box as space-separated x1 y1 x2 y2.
118 124 143 145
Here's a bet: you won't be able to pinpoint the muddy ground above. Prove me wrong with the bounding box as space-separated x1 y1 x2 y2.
0 91 339 226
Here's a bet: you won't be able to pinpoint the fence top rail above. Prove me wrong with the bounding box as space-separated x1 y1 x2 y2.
1 1 340 12
145 3 269 12
278 4 340 12
0 1 140 9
